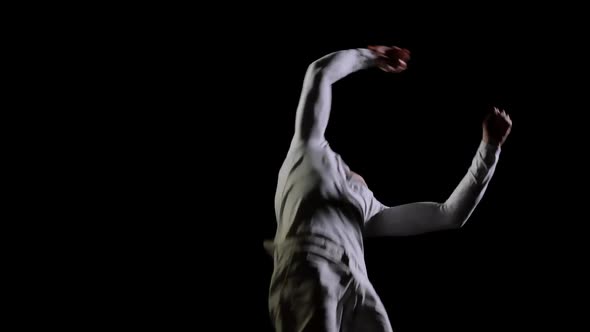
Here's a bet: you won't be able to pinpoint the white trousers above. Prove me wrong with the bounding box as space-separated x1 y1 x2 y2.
267 236 393 332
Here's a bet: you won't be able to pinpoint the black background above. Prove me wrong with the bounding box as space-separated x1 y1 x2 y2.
86 6 587 331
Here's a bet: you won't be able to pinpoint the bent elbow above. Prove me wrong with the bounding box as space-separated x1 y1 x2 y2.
445 218 465 231
305 63 328 83
456 219 468 229
447 219 465 230
308 58 325 73
452 214 471 230
439 203 466 230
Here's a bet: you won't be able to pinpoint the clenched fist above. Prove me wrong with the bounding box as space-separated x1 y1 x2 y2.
368 45 410 73
483 107 512 147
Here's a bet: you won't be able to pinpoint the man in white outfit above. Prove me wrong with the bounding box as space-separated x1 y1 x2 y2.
264 45 513 332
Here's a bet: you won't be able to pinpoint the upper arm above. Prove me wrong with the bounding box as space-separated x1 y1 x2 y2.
293 62 332 144
363 201 458 237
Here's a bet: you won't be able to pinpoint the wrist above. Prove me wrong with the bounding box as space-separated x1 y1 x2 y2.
357 48 379 67
476 141 500 170
480 138 501 155
482 134 502 147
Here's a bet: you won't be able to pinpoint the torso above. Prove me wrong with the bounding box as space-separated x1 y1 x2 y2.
273 139 382 268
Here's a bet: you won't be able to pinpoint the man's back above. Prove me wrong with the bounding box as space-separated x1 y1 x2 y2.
273 139 385 268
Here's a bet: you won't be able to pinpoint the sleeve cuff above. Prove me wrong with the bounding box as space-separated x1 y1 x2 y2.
480 140 500 152
357 48 379 67
478 140 501 164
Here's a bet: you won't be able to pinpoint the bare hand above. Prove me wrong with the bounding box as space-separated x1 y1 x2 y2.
483 107 512 147
368 45 410 73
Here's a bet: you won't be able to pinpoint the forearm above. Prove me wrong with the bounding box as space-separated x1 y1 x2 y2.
441 140 501 227
310 48 378 84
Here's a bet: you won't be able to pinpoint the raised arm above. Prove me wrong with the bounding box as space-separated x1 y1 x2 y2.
293 46 410 144
364 108 513 237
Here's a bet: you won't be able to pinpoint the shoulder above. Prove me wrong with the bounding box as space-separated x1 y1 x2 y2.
281 137 344 176
287 137 333 160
